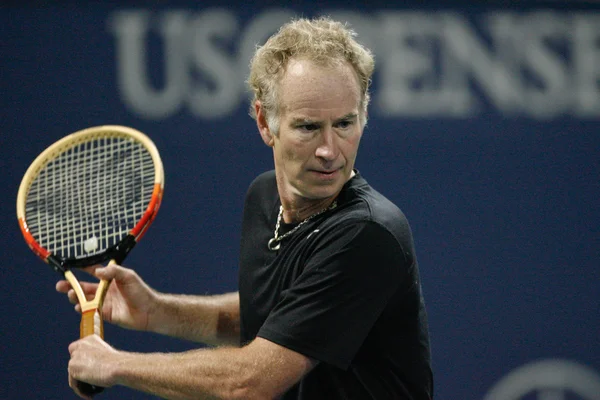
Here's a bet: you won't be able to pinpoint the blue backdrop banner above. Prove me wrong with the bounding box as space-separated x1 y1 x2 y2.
1 2 599 399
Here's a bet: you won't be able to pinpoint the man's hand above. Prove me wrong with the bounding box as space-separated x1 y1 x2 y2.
56 264 157 331
68 335 121 399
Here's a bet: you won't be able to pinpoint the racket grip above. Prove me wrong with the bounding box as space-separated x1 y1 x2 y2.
77 278 111 396
81 309 104 338
76 309 106 396
77 309 105 396
79 278 111 338
77 381 105 396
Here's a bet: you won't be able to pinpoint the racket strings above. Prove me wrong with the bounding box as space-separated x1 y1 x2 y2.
25 136 156 259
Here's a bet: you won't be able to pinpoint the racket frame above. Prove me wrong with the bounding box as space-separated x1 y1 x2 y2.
16 125 164 273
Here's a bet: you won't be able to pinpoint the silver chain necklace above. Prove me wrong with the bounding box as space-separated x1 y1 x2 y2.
268 201 337 251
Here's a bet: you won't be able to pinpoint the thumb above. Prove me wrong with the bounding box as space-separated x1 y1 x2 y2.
93 262 128 281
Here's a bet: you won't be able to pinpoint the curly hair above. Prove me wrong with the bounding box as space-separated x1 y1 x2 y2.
247 17 375 134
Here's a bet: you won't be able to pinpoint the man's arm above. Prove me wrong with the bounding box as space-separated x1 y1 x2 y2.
149 291 241 347
68 335 316 400
57 264 241 347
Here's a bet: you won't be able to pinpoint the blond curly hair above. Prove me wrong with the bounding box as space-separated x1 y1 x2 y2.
247 17 375 134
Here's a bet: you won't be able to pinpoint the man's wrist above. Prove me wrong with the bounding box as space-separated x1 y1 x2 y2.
110 350 141 387
145 290 168 335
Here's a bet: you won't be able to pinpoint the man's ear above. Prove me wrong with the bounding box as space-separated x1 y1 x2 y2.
255 101 274 147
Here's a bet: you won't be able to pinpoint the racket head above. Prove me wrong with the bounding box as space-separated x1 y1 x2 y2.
17 125 164 272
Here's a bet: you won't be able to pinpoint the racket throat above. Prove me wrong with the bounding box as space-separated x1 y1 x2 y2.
47 254 67 274
44 234 138 276
112 234 137 264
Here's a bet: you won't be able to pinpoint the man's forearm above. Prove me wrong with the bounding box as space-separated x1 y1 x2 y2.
113 347 253 400
148 292 240 347
107 338 313 400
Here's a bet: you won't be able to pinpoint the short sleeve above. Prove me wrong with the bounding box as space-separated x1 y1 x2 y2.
257 220 410 369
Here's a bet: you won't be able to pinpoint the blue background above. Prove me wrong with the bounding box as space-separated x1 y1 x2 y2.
1 2 599 399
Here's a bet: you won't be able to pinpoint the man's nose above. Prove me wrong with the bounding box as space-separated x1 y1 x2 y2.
315 127 339 161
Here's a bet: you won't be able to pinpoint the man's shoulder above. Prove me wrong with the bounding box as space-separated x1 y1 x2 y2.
246 170 277 198
332 177 412 247
341 177 407 227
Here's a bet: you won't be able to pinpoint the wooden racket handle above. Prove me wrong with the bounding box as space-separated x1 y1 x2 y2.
78 307 107 397
80 309 104 338
79 278 110 338
65 274 112 397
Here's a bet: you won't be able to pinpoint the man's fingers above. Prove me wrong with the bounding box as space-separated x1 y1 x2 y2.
76 263 129 282
65 285 98 303
80 264 104 276
57 278 99 295
79 281 100 295
67 289 78 304
68 369 92 400
56 280 71 293
65 263 136 286
68 340 78 355
93 263 130 282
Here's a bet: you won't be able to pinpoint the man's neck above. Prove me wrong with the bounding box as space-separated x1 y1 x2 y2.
281 196 337 224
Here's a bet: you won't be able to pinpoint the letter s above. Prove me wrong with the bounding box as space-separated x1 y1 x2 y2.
187 9 240 119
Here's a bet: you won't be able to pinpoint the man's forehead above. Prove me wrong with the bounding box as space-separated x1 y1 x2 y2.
288 112 359 122
282 58 351 81
286 60 307 77
276 58 362 118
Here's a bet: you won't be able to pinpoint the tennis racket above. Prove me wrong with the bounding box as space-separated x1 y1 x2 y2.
16 125 164 396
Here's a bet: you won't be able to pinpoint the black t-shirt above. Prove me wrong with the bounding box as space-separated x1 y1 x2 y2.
238 170 433 399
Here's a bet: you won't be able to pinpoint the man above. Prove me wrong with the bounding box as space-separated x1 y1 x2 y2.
58 17 433 399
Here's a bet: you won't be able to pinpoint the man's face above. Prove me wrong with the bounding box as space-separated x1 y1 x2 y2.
268 59 364 205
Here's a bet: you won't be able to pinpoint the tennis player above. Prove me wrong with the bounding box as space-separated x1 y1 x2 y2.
58 17 433 399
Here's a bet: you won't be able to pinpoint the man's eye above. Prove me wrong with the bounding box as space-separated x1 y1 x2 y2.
298 124 319 131
336 120 353 129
